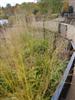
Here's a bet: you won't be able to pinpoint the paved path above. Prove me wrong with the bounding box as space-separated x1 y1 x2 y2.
66 67 75 100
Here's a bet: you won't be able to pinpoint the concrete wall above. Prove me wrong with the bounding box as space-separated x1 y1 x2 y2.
60 23 75 44
67 24 75 43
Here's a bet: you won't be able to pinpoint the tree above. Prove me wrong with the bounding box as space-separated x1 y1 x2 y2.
38 0 63 40
50 0 63 13
6 3 11 9
38 0 63 13
5 4 12 16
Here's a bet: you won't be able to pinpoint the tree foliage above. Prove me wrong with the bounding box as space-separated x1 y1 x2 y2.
6 3 11 9
38 0 63 13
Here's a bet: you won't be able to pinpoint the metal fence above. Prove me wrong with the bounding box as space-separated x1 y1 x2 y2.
51 51 75 100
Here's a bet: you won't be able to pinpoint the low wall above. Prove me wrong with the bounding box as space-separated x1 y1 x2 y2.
59 23 75 48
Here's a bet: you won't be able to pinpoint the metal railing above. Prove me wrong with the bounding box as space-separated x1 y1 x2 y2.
51 22 75 100
51 51 75 100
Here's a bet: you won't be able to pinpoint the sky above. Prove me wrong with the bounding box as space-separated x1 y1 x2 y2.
0 0 37 7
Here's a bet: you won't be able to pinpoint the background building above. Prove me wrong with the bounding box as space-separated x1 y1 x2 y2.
69 0 75 11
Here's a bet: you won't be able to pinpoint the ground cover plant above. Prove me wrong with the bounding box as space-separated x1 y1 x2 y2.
0 21 69 100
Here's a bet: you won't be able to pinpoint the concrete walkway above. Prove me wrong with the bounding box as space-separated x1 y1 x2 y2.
66 67 75 100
